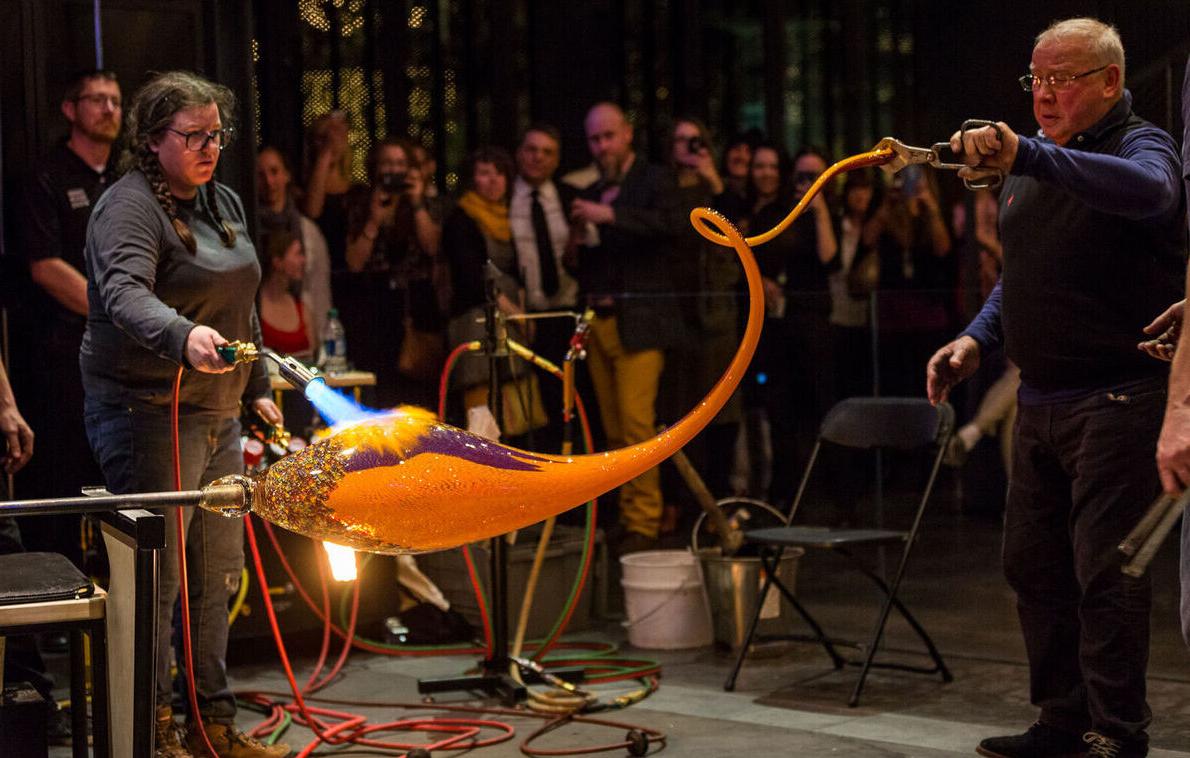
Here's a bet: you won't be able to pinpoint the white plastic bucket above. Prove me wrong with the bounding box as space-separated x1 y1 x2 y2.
619 550 713 649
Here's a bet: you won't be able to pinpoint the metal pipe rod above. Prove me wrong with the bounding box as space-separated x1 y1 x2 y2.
0 483 247 518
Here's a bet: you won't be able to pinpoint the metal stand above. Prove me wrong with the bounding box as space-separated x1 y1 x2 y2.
417 267 582 701
0 488 215 756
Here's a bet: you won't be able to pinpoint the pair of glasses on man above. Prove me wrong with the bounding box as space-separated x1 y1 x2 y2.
74 93 121 108
165 127 235 151
1018 64 1109 92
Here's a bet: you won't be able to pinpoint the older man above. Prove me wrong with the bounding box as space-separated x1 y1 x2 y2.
570 102 681 553
926 18 1185 758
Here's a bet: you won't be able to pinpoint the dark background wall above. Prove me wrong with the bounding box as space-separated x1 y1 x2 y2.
0 0 255 310
246 0 1190 196
1 0 1188 306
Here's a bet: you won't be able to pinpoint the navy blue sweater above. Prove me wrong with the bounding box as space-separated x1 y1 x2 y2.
961 92 1186 403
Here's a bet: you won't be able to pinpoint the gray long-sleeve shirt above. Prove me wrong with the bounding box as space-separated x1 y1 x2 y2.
80 170 269 415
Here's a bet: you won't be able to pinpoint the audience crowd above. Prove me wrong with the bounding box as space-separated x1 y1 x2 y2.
252 102 1005 549
10 79 1007 557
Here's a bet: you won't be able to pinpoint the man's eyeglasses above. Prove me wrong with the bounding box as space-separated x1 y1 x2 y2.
1018 64 1109 92
165 127 234 152
75 93 121 109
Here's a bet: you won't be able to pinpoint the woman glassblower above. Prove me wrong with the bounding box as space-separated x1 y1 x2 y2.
80 70 289 758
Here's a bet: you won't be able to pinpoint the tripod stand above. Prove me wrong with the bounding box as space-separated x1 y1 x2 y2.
417 268 584 702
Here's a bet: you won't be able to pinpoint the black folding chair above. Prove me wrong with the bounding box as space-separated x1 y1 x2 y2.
724 396 955 707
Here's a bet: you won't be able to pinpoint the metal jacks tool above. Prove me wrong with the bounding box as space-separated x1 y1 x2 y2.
875 119 1005 190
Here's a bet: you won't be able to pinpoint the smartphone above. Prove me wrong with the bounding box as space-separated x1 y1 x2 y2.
900 164 923 196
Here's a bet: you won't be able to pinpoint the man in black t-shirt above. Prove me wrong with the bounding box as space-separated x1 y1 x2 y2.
13 70 121 564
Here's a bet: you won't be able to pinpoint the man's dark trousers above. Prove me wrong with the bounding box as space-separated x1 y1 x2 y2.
1004 378 1164 746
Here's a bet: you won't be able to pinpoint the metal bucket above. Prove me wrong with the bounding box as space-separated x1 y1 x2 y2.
693 498 801 652
698 547 802 651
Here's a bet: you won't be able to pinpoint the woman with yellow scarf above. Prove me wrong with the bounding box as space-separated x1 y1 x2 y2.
443 147 528 414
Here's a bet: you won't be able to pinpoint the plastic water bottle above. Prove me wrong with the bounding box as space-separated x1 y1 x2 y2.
319 307 348 374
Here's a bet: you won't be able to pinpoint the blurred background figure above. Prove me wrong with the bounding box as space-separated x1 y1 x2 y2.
716 131 758 221
829 169 879 401
571 102 682 554
754 146 838 508
510 124 583 454
443 146 528 417
339 136 444 408
256 144 332 351
661 116 741 535
864 163 952 397
257 228 315 361
730 141 788 499
303 110 353 269
14 70 122 571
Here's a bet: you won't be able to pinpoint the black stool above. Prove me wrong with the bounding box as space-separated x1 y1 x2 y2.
0 552 109 757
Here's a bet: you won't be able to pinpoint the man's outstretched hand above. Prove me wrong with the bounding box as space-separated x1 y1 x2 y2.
1138 298 1184 362
926 335 981 406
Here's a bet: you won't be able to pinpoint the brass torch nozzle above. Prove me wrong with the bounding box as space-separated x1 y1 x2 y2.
216 340 260 365
261 350 321 393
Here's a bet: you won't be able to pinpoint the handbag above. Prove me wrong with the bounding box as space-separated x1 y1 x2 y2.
397 317 446 381
500 373 549 437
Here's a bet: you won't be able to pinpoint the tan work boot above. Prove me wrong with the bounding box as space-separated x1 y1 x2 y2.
186 721 292 758
155 706 196 758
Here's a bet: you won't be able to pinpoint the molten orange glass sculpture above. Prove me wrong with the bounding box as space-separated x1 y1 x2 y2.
235 146 894 553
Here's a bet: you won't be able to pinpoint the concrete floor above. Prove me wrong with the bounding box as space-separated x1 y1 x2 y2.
48 482 1190 756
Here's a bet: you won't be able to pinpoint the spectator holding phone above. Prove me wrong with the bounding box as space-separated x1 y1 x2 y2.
864 162 952 396
345 136 439 272
340 137 444 407
303 110 353 269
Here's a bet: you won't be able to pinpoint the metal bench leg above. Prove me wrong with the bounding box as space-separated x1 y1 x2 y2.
70 628 87 758
90 622 110 758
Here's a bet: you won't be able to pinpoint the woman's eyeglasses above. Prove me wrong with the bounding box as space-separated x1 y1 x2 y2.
166 127 234 152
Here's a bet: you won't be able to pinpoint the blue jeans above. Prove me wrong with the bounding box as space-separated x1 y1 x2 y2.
85 400 244 722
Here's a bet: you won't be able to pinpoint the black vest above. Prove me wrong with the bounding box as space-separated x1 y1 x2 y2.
999 111 1186 392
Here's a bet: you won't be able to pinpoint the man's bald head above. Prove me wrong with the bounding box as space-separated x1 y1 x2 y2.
585 102 634 180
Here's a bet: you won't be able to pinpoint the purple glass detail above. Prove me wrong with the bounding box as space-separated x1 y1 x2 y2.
340 425 552 474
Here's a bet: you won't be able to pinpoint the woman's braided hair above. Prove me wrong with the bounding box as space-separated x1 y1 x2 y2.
124 71 237 254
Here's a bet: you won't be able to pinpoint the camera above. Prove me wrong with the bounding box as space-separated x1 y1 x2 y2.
378 172 413 193
684 136 706 154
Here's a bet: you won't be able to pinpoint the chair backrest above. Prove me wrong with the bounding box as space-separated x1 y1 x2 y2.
819 397 953 451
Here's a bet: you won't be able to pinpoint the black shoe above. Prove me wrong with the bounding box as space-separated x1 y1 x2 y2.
47 705 72 746
1083 731 1147 758
976 722 1087 757
47 705 92 747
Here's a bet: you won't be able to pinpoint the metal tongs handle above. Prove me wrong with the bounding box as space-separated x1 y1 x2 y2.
953 119 1005 190
1118 488 1190 577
